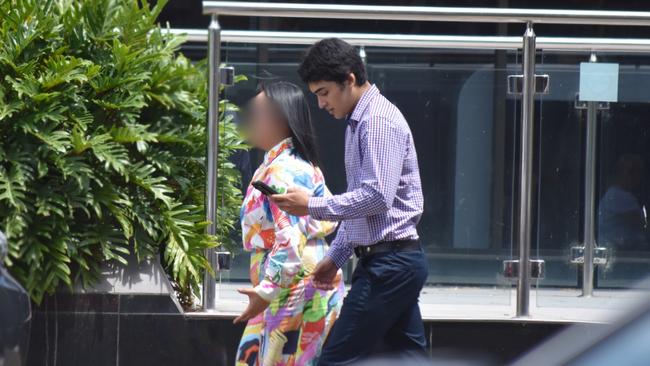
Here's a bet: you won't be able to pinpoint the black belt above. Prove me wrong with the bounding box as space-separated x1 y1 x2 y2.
354 239 421 258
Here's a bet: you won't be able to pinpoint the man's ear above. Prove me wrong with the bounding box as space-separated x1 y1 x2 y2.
346 73 356 87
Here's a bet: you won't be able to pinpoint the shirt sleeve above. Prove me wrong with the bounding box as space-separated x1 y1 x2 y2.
325 220 353 268
308 116 407 222
253 166 304 302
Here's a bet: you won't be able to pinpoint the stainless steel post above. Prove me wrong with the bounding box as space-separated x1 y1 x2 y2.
203 15 222 311
582 53 599 297
516 23 536 317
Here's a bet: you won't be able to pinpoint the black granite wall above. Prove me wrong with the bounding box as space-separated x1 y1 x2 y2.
26 293 246 366
24 293 577 366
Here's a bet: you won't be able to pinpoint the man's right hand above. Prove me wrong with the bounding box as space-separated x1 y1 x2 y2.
311 256 338 290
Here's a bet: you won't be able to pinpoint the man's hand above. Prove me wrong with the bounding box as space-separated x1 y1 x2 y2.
269 187 310 216
311 256 338 290
233 288 270 324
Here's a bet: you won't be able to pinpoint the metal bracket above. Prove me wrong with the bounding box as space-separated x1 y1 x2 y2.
220 66 235 86
503 259 546 280
507 74 550 95
215 251 232 271
570 246 609 265
574 94 610 110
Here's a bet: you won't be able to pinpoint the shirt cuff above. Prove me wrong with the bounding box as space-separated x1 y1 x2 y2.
326 243 353 269
254 279 281 302
308 196 329 220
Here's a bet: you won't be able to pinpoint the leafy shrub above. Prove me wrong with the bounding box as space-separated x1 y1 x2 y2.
0 0 246 304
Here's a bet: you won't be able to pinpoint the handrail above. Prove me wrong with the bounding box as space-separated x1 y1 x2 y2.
202 1 650 27
170 29 650 53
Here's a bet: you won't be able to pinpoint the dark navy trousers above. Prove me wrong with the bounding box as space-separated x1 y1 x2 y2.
317 248 429 366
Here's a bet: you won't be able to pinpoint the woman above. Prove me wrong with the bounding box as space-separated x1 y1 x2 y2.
234 81 344 366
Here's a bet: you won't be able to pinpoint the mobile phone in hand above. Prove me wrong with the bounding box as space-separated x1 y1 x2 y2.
252 180 279 196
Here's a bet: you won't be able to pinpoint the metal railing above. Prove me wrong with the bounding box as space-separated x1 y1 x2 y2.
198 1 650 317
203 1 650 26
173 29 650 52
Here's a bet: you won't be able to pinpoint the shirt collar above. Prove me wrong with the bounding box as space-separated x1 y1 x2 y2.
263 137 294 165
347 84 380 126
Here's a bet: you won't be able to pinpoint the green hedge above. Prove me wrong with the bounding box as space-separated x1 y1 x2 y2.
0 0 246 305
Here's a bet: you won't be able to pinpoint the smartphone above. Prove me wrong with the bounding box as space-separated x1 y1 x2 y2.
252 180 279 196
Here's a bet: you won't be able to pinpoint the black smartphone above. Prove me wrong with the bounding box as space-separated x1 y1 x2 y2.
252 180 279 196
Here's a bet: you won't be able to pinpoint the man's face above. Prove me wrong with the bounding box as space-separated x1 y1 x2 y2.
308 79 354 120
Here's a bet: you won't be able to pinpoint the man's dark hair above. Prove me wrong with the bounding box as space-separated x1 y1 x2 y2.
298 38 367 86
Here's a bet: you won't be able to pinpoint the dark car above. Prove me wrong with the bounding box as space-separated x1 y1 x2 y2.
0 231 31 366
512 283 650 366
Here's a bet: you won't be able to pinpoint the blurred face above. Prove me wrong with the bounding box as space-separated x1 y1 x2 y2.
243 91 290 151
308 74 357 120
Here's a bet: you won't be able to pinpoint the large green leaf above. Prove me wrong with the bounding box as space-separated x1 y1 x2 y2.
0 0 247 306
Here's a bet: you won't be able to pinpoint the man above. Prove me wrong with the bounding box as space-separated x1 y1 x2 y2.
270 38 428 365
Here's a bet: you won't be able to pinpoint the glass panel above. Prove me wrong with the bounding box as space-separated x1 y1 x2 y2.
218 43 519 309
532 51 583 309
596 60 650 289
535 51 650 310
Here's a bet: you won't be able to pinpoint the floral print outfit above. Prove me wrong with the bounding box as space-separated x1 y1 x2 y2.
235 137 344 366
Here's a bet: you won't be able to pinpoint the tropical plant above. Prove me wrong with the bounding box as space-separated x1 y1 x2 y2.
0 0 247 305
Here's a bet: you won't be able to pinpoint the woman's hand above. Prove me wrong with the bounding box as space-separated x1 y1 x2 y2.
233 288 270 324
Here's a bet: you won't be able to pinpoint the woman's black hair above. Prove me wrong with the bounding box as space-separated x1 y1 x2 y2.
258 81 320 167
297 38 367 86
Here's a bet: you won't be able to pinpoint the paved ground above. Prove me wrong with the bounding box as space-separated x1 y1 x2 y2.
188 282 649 324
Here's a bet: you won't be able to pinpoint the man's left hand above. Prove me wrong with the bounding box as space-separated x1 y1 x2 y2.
233 288 270 324
312 256 339 290
269 187 310 216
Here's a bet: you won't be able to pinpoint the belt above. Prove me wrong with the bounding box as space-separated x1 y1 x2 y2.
354 239 421 258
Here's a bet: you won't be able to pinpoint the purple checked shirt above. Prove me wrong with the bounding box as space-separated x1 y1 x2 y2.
308 84 424 268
